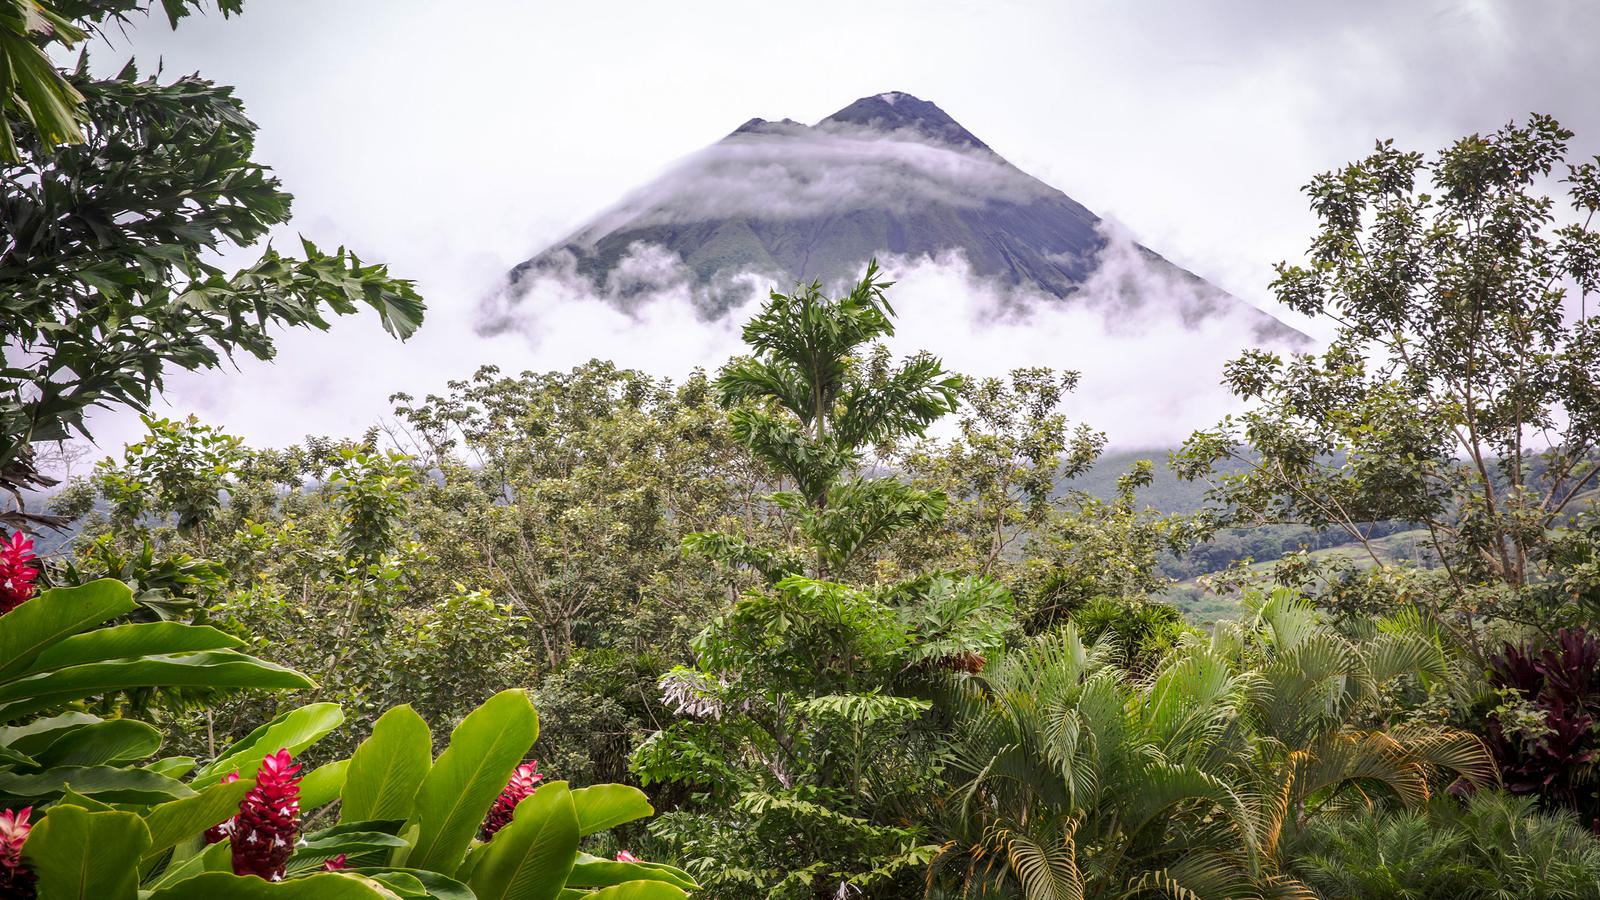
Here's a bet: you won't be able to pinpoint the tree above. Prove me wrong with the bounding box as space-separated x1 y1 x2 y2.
1177 115 1600 634
896 367 1102 577
698 262 961 580
1 0 424 529
637 269 1009 898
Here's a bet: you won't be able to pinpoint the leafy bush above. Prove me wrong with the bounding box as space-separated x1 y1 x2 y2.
0 559 694 898
1297 792 1600 899
1485 627 1600 823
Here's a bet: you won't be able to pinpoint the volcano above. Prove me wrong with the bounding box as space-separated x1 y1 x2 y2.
500 91 1303 343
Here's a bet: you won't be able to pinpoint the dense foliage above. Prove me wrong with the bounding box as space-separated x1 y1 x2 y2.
7 5 1600 896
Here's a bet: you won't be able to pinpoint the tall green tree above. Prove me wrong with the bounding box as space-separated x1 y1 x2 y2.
1177 115 1600 633
697 262 961 580
639 268 1010 899
1 0 423 529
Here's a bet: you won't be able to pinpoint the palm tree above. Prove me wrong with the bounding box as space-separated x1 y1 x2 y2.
927 590 1494 899
0 0 85 162
698 262 963 578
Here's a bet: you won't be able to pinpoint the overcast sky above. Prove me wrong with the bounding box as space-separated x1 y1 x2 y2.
75 0 1600 455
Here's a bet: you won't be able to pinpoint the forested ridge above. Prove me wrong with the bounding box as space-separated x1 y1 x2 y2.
4 3 1600 899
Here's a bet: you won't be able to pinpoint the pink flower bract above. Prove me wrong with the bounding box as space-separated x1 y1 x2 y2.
0 532 39 615
230 750 301 881
479 761 545 840
204 772 242 844
0 807 35 899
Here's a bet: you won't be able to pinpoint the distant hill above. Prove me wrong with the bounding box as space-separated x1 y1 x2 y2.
498 91 1306 345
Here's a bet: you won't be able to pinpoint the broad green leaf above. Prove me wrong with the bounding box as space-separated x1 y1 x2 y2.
0 711 101 755
467 780 578 900
33 718 162 768
566 854 699 891
0 764 194 803
24 622 243 674
55 787 114 811
22 805 151 900
146 871 405 899
288 828 410 872
145 835 232 890
364 871 432 899
347 869 475 900
0 743 37 767
578 883 691 900
341 704 432 823
140 776 254 863
0 580 135 680
0 651 314 720
146 755 198 779
302 757 351 810
570 784 654 836
403 689 539 875
193 702 344 781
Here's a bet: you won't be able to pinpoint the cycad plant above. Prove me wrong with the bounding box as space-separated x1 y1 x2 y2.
928 590 1494 899
1295 791 1600 899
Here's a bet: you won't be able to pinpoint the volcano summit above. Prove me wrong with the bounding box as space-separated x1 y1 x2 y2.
499 91 1303 343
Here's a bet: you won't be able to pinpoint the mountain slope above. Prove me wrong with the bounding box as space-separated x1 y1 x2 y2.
504 92 1303 343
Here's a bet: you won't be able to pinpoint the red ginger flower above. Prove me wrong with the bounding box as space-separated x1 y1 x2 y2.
0 807 36 900
323 854 349 871
615 850 640 863
479 761 544 840
0 532 38 615
204 772 241 844
231 750 301 881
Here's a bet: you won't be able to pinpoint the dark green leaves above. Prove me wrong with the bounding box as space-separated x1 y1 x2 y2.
0 764 193 803
0 46 426 493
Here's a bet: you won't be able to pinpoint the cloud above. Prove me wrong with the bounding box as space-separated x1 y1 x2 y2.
479 223 1298 449
59 0 1597 465
566 123 1054 238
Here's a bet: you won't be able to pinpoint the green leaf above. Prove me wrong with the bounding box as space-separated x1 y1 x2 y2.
24 622 243 674
145 871 405 899
577 883 691 900
302 757 351 810
467 780 579 900
0 711 101 755
0 764 194 803
194 702 344 781
32 718 162 768
566 854 699 891
289 827 410 872
0 651 315 720
570 784 654 836
0 580 135 681
146 755 198 779
403 689 539 875
140 776 254 863
346 869 475 900
0 742 37 768
361 871 433 900
22 805 151 900
145 836 233 890
341 704 432 823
